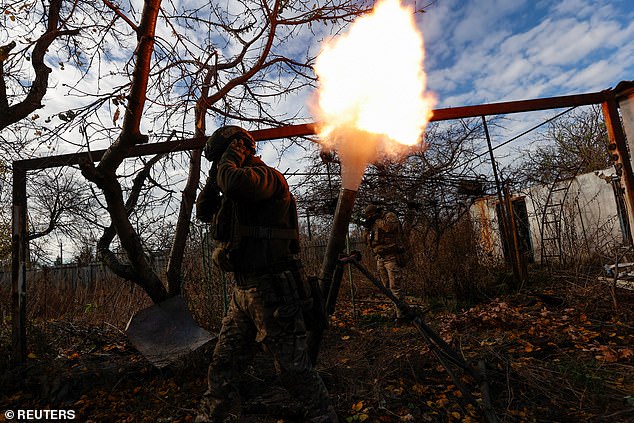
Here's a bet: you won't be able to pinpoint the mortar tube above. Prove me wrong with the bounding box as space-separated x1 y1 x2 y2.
318 188 358 309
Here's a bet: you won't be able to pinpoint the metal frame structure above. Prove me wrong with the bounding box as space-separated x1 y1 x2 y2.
11 81 633 363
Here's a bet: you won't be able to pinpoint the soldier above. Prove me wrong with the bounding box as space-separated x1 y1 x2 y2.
195 126 337 423
362 204 407 321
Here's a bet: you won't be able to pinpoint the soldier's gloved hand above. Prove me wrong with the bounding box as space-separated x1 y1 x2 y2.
212 246 234 272
220 139 248 167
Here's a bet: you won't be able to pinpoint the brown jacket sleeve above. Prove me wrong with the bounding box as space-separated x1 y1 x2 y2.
216 140 287 202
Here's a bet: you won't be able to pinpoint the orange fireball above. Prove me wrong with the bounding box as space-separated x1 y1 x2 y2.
311 0 435 188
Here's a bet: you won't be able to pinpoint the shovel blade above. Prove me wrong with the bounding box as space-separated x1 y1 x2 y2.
125 295 215 368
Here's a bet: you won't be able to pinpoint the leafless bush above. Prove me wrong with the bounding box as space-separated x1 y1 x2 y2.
407 218 492 307
19 271 151 328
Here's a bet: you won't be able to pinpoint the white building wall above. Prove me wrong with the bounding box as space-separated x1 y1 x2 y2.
471 168 624 264
469 196 503 263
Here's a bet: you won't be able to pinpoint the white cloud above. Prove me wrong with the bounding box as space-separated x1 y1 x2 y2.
552 0 604 19
564 59 622 91
423 0 634 106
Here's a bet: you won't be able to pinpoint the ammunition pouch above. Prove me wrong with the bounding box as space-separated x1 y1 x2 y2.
270 261 328 333
212 199 235 243
273 303 301 320
212 246 235 272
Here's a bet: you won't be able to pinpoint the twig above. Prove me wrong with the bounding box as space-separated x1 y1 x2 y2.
103 321 127 337
595 407 634 420
103 0 139 32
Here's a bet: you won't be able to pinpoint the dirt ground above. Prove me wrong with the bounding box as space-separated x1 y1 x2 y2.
1 277 633 423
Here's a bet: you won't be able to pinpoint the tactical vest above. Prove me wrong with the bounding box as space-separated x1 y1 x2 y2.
369 211 404 256
212 195 300 273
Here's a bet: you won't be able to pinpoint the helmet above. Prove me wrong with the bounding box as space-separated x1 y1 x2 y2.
363 204 378 219
203 125 255 161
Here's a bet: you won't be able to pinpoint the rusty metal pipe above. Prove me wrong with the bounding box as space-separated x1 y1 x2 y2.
308 188 358 365
319 188 358 307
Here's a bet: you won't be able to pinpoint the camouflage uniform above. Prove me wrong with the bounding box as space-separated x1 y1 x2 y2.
196 136 337 423
364 208 406 318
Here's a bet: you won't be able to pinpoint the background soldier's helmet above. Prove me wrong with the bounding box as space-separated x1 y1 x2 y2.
363 204 379 219
203 125 256 161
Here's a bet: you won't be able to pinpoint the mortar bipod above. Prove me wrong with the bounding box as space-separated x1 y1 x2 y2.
336 251 498 423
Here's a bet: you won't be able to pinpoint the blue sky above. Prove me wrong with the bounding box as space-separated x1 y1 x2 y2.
417 0 633 108
28 0 634 159
267 0 634 175
6 0 633 259
5 0 629 173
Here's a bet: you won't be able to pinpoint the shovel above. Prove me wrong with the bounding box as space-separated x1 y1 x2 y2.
125 295 215 368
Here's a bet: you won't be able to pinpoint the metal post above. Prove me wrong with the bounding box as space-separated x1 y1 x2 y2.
11 165 27 364
603 94 634 244
319 188 358 300
504 185 527 286
482 117 505 222
306 210 312 240
482 116 520 287
346 234 358 321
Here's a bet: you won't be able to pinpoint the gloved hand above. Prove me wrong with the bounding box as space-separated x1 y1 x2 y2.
212 246 234 272
365 215 378 229
219 139 248 167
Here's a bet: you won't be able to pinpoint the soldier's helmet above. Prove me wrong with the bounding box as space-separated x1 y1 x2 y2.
203 125 255 161
363 204 379 219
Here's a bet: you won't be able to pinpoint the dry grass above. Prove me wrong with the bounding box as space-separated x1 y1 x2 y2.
1 228 633 422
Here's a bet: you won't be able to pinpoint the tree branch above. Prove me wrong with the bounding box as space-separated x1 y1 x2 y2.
202 0 281 108
96 153 167 295
103 0 139 32
165 69 214 295
97 0 161 174
0 0 80 130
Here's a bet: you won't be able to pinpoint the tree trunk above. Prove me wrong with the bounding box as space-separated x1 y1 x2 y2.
101 177 168 303
166 149 202 296
80 0 167 303
166 69 216 296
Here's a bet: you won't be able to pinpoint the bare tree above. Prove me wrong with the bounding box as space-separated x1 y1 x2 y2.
3 0 421 304
69 0 371 303
512 106 612 188
296 119 487 242
0 0 114 265
0 158 9 262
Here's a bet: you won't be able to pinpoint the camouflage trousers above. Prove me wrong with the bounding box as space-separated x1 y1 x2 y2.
376 255 404 318
199 272 337 422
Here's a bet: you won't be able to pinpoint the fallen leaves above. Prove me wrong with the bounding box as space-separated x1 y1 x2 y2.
3 286 633 423
347 401 369 422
